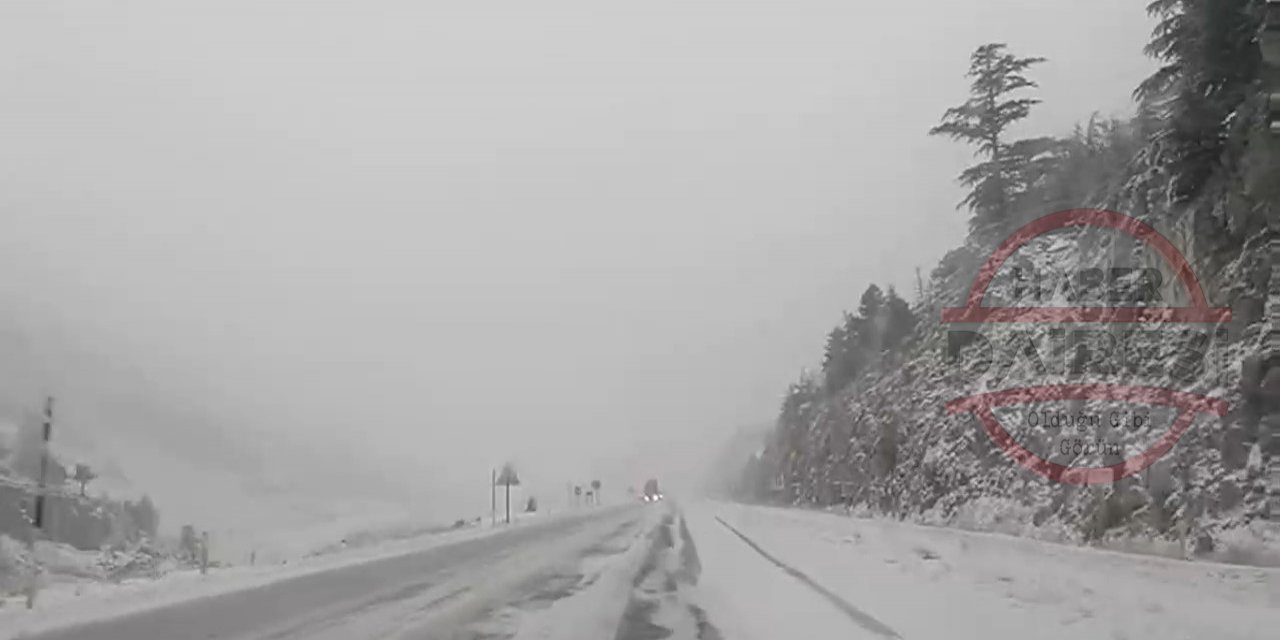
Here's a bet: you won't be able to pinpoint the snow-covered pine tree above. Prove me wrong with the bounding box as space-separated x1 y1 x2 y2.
1137 0 1262 206
929 43 1055 240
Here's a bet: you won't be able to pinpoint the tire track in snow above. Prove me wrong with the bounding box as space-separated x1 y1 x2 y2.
614 505 723 640
713 516 902 639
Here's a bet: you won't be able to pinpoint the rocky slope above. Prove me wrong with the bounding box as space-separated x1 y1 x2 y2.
734 216 1280 563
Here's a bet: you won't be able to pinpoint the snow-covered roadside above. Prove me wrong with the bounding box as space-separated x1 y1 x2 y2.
708 502 1280 640
208 501 554 567
0 510 455 599
0 506 590 640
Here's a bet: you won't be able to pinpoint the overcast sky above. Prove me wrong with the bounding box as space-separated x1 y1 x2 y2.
0 1 1155 533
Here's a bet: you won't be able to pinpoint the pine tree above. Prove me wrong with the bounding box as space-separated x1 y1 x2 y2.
1136 0 1262 204
776 373 822 501
857 284 885 321
821 313 861 393
856 284 887 356
881 287 918 350
930 44 1053 237
821 284 909 394
1026 115 1146 213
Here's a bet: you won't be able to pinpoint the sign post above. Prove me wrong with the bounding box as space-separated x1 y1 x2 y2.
496 463 520 524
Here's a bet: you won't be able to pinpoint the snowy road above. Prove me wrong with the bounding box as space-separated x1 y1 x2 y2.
10 501 1280 639
14 505 654 640
693 503 1280 640
685 510 897 639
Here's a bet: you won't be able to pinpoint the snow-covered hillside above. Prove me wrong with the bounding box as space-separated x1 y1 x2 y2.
739 219 1280 562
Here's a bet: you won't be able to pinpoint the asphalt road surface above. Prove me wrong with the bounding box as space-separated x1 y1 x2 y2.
22 505 647 640
16 501 1272 640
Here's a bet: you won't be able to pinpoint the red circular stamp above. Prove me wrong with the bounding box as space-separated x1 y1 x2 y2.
942 209 1231 485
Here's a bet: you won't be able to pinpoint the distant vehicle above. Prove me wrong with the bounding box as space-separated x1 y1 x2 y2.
641 478 663 502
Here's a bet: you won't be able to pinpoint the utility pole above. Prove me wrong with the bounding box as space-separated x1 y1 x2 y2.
26 396 54 609
490 468 497 527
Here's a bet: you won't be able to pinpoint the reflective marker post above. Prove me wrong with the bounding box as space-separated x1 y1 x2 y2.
201 531 210 575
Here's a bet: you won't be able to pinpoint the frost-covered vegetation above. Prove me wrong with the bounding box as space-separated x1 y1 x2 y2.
0 415 181 596
731 0 1280 564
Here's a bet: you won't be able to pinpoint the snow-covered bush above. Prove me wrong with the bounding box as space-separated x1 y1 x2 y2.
0 534 31 593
